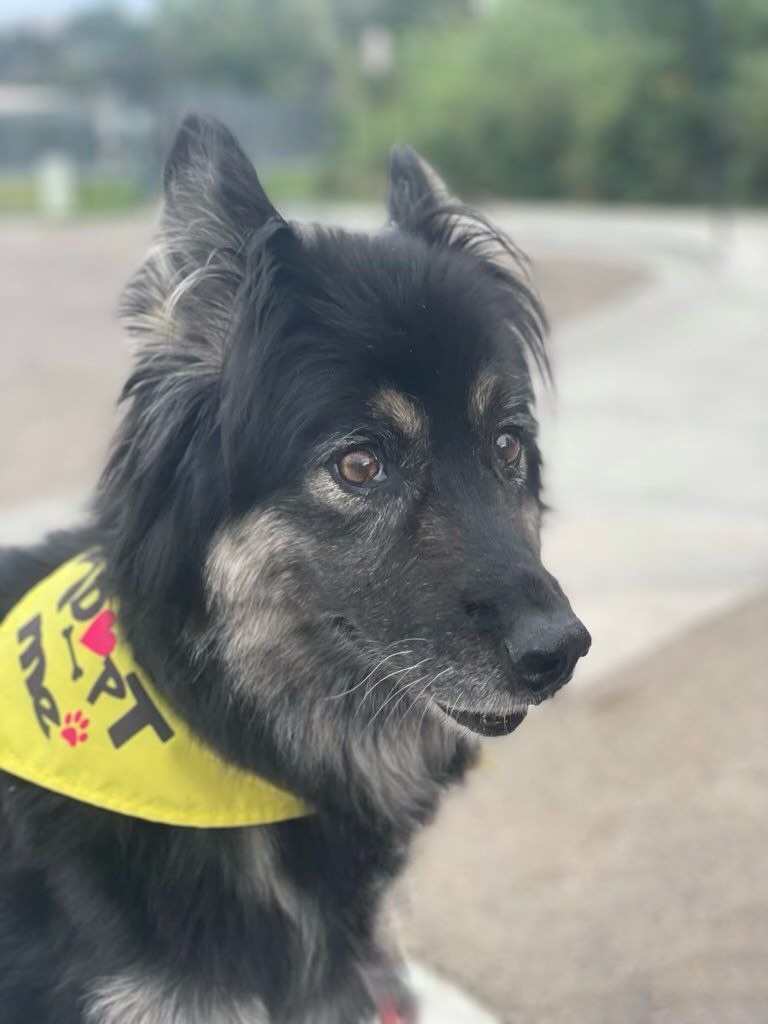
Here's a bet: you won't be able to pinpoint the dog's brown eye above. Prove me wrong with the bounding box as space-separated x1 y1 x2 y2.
336 449 386 487
494 432 522 469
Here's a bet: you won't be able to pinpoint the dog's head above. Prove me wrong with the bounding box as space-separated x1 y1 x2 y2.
103 115 589 785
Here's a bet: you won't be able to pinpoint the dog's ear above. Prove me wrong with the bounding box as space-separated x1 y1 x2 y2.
387 144 450 230
105 117 298 603
388 143 505 257
388 143 519 261
121 113 290 353
389 143 548 379
388 143 492 255
162 113 281 261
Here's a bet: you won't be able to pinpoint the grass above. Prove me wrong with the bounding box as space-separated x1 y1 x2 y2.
258 163 326 202
0 165 328 216
0 176 145 216
78 178 144 213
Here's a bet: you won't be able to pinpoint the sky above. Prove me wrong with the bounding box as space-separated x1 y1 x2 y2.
0 0 153 28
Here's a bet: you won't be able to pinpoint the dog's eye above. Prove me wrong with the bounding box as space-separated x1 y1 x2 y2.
494 431 522 469
335 449 387 487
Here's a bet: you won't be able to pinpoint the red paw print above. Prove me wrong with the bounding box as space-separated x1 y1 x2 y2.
60 710 90 747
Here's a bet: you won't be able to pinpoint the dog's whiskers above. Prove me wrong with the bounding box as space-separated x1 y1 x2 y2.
368 664 454 731
380 674 431 729
401 667 452 730
383 671 438 729
357 657 433 719
368 670 432 727
416 692 437 738
323 637 431 702
383 637 430 646
323 648 412 701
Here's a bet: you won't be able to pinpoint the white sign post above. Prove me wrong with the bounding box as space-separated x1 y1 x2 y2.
36 153 77 219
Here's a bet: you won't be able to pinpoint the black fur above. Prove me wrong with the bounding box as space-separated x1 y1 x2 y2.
0 116 589 1023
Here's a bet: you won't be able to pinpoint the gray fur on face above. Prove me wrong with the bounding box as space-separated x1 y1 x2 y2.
203 507 320 690
202 503 466 826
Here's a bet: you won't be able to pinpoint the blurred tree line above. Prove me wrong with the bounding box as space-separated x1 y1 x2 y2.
0 0 766 202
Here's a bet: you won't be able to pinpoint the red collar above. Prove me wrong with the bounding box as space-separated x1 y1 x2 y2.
380 999 409 1024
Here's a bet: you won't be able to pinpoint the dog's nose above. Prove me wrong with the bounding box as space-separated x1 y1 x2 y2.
503 610 591 695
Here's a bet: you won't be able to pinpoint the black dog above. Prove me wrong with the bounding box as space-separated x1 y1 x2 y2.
0 115 590 1023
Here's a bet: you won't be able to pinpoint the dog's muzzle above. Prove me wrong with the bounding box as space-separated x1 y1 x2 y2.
436 605 591 737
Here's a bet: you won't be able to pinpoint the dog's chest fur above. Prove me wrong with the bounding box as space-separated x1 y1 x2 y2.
84 970 270 1024
1 777 398 1023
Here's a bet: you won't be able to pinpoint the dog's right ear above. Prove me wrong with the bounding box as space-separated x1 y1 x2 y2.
105 117 297 603
162 112 282 263
121 113 290 352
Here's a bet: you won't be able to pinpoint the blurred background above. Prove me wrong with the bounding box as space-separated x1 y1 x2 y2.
1 2 766 1023
1 0 768 210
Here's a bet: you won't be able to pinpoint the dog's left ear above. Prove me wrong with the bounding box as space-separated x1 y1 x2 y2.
388 143 495 257
389 144 548 378
121 113 291 352
388 143 519 264
387 144 450 231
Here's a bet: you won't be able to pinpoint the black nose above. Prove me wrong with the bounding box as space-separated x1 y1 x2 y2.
503 611 591 696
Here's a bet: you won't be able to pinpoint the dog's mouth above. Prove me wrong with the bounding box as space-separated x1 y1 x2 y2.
328 618 532 737
435 703 527 737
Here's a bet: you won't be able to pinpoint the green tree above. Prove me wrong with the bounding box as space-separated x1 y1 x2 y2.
330 0 768 202
153 0 335 93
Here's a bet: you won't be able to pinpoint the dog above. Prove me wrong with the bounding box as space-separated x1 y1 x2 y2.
0 114 590 1024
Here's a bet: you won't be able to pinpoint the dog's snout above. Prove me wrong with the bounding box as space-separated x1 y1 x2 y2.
503 611 591 696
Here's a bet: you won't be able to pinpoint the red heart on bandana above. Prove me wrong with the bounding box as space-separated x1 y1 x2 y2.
79 610 117 657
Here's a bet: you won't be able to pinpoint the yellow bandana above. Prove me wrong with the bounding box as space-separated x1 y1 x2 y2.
0 550 308 828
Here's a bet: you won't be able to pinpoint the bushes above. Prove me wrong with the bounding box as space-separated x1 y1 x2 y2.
329 0 768 202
